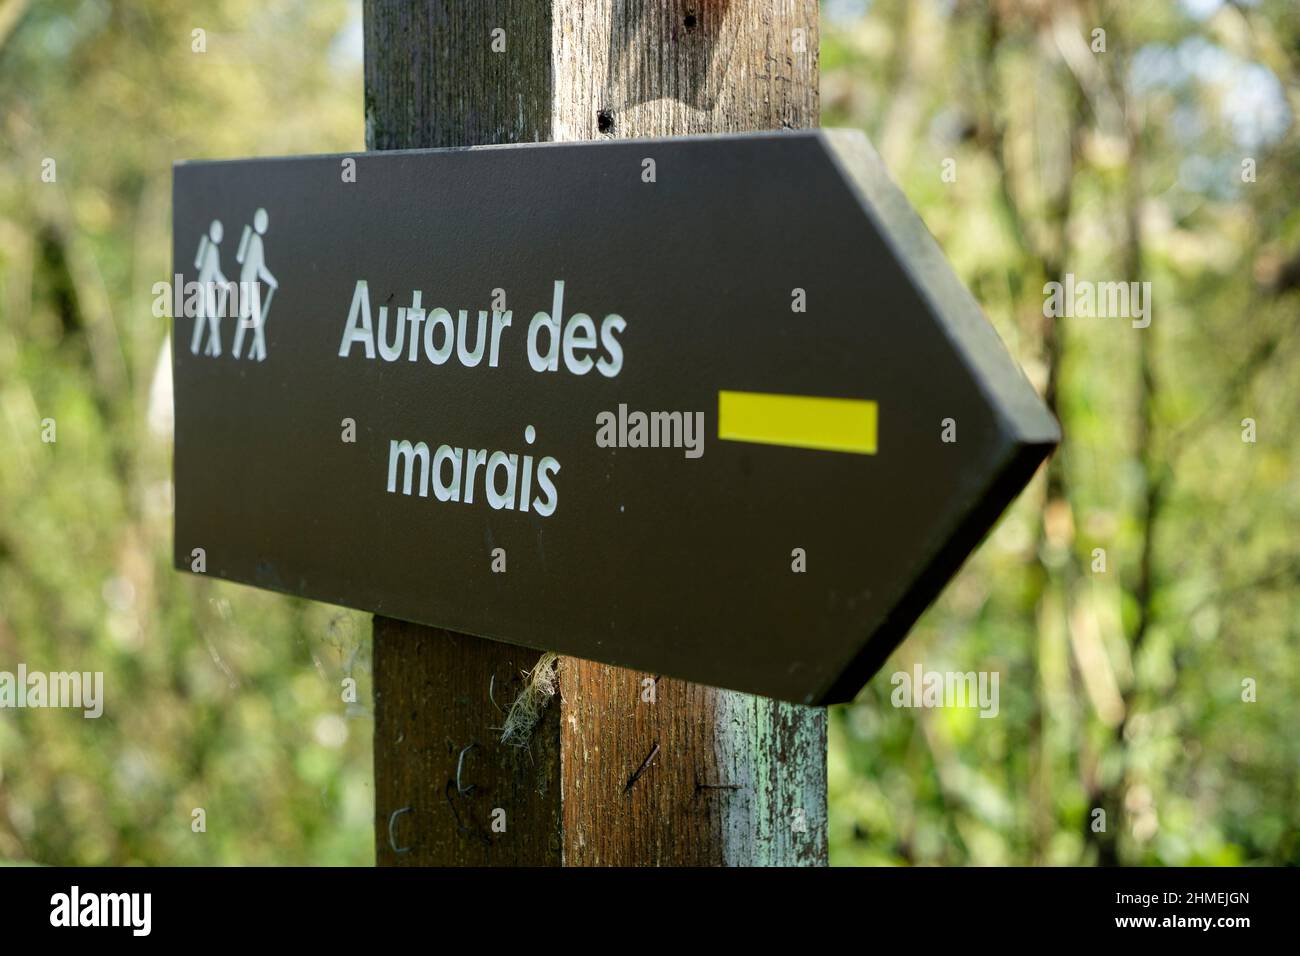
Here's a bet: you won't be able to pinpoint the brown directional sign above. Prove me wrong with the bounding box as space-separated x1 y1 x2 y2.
170 129 1059 705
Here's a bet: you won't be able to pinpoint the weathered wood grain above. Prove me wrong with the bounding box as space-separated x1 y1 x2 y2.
373 618 561 865
367 0 826 867
554 4 826 865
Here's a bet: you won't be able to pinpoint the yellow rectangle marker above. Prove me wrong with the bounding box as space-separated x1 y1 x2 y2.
718 390 878 455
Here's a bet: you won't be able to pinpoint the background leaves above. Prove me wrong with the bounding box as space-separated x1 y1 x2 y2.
0 0 1296 865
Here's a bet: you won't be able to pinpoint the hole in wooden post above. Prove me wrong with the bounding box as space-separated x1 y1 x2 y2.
684 12 698 31
597 109 615 133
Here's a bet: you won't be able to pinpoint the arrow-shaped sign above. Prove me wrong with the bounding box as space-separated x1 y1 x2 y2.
171 130 1059 705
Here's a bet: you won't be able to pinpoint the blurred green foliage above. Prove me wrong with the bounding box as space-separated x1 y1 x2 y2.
824 0 1299 865
0 0 371 865
0 0 1296 866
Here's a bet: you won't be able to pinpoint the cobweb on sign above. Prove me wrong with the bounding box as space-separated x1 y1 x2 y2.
310 609 371 720
499 653 559 747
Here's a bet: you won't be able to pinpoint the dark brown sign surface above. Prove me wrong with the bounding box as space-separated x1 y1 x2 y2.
171 130 1058 704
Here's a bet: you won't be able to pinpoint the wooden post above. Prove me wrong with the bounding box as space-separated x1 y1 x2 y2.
367 0 826 866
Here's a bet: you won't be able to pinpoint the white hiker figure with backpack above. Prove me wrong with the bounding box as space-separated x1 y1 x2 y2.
233 208 277 361
190 219 228 356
